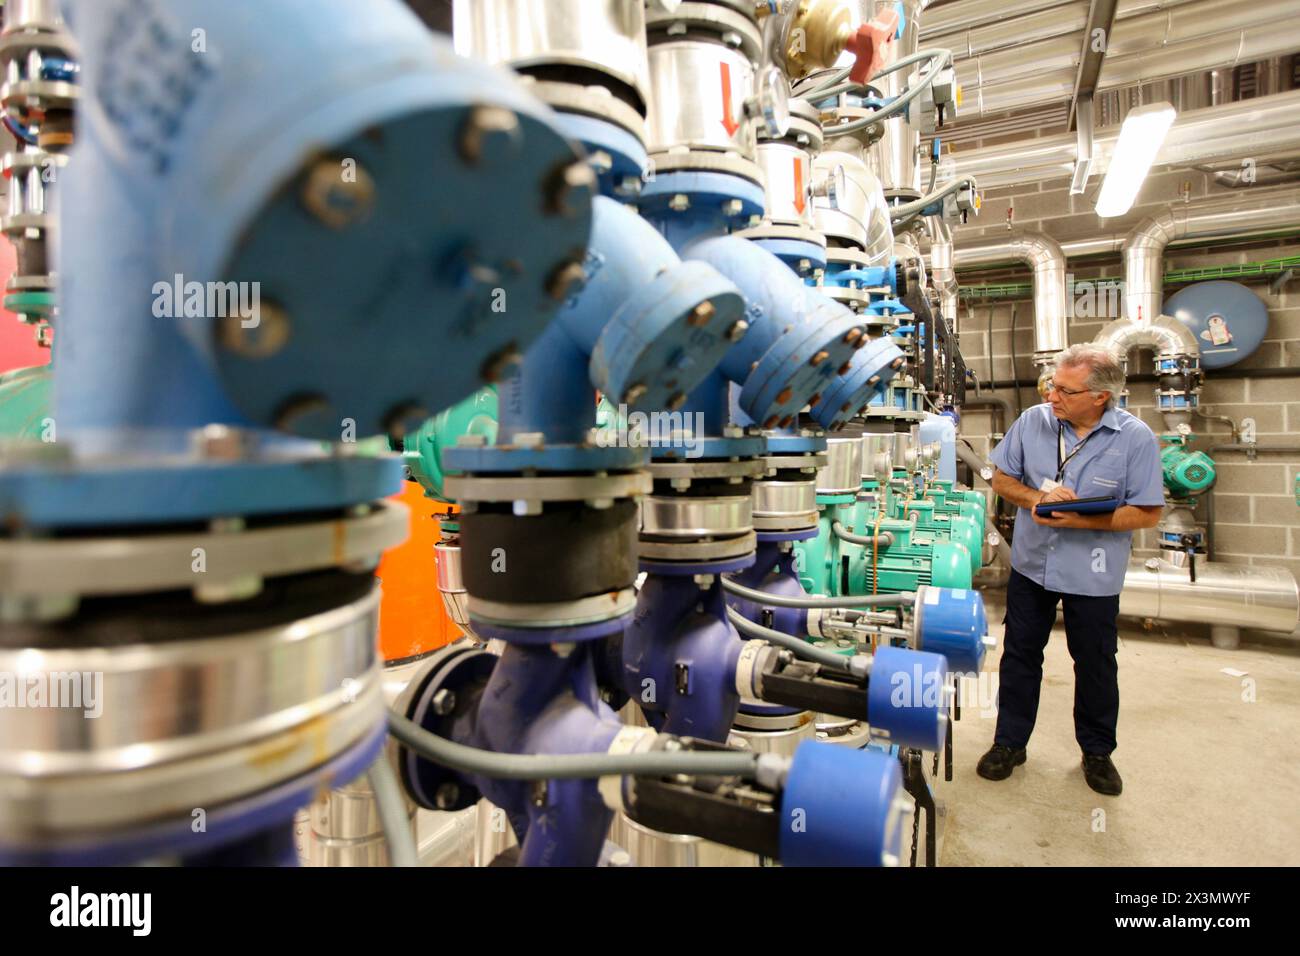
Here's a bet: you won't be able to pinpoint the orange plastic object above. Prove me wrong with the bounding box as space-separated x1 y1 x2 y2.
845 9 899 85
375 482 461 662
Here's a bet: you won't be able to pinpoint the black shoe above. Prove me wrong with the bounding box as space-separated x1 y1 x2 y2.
976 744 1027 781
1082 753 1123 796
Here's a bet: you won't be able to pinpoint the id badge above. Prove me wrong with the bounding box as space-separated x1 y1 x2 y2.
1038 478 1062 493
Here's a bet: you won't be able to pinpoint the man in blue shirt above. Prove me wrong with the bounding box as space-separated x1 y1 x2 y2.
978 343 1164 796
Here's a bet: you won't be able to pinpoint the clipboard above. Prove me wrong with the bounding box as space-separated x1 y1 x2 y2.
1034 496 1119 516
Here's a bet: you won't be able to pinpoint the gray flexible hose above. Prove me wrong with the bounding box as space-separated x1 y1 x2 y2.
367 755 418 868
388 712 760 780
888 178 975 221
831 520 895 549
725 606 854 672
810 49 954 133
799 47 952 101
722 574 914 608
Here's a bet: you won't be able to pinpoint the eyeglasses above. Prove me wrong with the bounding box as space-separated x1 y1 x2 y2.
1044 380 1093 396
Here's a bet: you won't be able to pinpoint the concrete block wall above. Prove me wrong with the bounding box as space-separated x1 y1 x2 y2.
943 162 1300 587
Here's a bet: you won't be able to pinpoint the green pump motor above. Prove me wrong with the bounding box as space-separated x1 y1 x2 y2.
1160 440 1216 498
923 478 987 530
844 518 973 593
794 507 973 596
0 365 53 441
401 387 498 503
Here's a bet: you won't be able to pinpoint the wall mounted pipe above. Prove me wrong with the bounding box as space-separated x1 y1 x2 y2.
955 443 1013 585
951 90 1300 190
1094 314 1199 360
952 0 1300 117
961 396 1015 435
950 232 1067 364
1120 191 1300 324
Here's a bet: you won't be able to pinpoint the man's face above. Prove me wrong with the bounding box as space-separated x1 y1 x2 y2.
1047 363 1103 421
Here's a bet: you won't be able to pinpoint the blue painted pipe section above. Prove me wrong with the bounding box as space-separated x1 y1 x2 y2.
725 540 810 637
449 644 623 867
493 196 746 444
56 0 592 449
814 336 905 430
496 322 594 446
640 170 767 250
866 645 949 751
619 575 744 742
561 198 745 413
682 236 864 427
779 742 903 866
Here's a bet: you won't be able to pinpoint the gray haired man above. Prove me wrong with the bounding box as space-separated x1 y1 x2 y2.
978 344 1165 795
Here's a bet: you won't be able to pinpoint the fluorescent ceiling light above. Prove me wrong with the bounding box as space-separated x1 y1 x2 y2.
1094 102 1176 218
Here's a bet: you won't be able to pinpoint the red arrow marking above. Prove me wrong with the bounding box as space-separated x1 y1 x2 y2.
793 158 806 214
720 62 739 136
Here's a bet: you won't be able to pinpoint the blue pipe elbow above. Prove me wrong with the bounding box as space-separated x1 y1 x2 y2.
57 0 593 447
866 645 949 751
557 197 746 413
682 237 865 428
913 586 991 674
811 336 906 430
779 742 904 866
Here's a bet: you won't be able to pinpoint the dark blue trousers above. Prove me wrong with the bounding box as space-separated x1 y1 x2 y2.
994 569 1120 755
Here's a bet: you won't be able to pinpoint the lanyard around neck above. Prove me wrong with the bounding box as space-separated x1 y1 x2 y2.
1057 422 1097 482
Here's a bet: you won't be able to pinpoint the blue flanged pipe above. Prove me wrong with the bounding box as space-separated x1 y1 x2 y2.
683 236 865 429
560 197 747 415
56 0 594 450
816 336 906 430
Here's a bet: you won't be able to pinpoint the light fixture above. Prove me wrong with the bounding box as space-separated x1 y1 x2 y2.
1094 101 1176 218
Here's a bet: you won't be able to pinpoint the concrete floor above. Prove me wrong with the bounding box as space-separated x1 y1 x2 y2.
939 595 1300 866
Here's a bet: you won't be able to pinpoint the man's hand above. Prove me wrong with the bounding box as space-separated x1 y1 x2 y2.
1039 485 1077 505
1031 485 1080 527
1031 507 1088 528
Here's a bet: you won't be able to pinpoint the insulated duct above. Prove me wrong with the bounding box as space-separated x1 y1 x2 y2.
950 231 1067 364
1094 313 1198 360
949 0 1300 117
1120 557 1299 636
921 0 1202 59
1119 189 1300 324
926 215 959 325
869 0 925 198
951 90 1300 190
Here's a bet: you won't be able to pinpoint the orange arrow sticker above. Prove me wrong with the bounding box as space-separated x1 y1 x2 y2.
793 157 806 214
720 62 739 136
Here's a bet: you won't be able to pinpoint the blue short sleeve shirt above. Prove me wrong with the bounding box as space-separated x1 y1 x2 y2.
990 403 1164 596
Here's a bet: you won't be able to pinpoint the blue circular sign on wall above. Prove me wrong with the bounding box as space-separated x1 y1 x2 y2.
1165 280 1269 370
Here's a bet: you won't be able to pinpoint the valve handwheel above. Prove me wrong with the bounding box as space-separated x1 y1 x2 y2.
844 9 900 86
